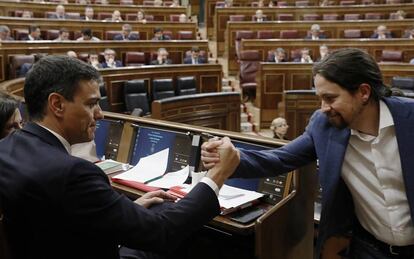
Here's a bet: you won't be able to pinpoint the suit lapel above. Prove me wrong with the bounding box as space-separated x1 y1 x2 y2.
22 122 68 153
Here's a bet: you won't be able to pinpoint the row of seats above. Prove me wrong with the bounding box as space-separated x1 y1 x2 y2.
229 12 409 21
14 11 187 22
234 29 407 40
11 29 193 41
21 0 175 4
219 0 404 7
123 77 197 114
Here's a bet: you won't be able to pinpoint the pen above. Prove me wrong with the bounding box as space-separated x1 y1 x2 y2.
144 175 164 184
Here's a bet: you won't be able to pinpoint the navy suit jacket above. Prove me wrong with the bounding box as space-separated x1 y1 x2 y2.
113 33 139 41
183 56 207 64
0 123 220 259
101 60 123 68
370 33 393 39
304 34 327 40
233 97 414 257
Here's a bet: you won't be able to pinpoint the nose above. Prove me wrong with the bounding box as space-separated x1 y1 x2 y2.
94 104 104 120
320 100 331 113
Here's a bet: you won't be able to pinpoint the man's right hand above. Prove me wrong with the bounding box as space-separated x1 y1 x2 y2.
205 137 240 188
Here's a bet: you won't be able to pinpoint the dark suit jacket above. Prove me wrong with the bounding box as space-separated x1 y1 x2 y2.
113 33 139 41
267 54 287 62
150 59 172 65
47 13 70 19
19 63 33 77
304 34 327 40
151 35 171 40
370 33 392 39
0 123 220 259
101 60 123 68
183 56 207 64
233 97 414 257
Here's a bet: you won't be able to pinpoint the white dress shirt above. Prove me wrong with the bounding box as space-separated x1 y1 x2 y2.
342 101 414 246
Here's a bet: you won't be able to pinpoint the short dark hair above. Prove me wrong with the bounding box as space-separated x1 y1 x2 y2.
312 48 391 101
0 91 20 138
81 28 92 37
153 27 163 33
24 55 100 120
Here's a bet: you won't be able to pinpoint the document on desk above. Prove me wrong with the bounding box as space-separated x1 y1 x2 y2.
218 185 264 215
113 148 169 183
146 165 189 189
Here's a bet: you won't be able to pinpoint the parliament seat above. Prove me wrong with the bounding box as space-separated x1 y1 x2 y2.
170 14 180 22
340 0 356 5
229 15 245 21
97 12 112 20
163 30 173 39
235 30 255 59
14 10 33 17
176 76 197 96
303 14 320 21
66 12 81 19
381 50 403 62
99 83 110 111
13 29 28 40
386 0 401 3
290 49 302 61
124 52 146 66
344 29 362 38
124 79 150 114
365 13 383 20
280 30 299 39
46 29 60 40
257 30 274 39
152 78 175 100
9 55 34 79
344 13 361 20
277 13 294 21
323 14 339 20
177 31 193 40
239 50 260 101
391 76 414 94
277 1 288 6
120 0 134 4
105 31 122 40
295 0 309 6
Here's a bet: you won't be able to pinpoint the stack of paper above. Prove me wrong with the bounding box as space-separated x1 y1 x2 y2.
96 159 127 175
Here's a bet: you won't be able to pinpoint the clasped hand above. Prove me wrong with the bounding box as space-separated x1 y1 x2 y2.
135 190 177 208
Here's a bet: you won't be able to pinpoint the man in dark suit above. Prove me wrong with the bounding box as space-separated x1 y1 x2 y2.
304 24 327 40
21 25 42 41
114 24 139 41
48 4 69 19
0 55 239 259
202 48 414 258
183 47 207 64
152 27 171 40
370 25 393 39
151 48 173 65
267 47 287 63
81 6 94 20
101 48 123 68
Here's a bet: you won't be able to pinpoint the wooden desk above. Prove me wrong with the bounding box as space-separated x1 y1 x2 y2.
223 19 414 63
231 38 414 74
0 17 198 41
0 40 209 81
212 4 414 43
151 92 241 132
256 62 414 128
102 111 316 259
0 1 187 21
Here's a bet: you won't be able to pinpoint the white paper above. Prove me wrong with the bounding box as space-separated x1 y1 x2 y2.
147 165 190 189
218 185 264 209
113 148 169 182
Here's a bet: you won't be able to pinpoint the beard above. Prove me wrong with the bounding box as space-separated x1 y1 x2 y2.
326 111 348 129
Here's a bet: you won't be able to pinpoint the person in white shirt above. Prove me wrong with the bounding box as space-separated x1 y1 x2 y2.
53 28 70 41
254 9 265 22
83 6 94 20
305 24 327 40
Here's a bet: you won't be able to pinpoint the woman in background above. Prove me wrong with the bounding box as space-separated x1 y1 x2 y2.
0 92 23 139
270 117 289 140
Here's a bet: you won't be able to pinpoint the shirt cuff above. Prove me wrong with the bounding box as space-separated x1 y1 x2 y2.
200 177 220 196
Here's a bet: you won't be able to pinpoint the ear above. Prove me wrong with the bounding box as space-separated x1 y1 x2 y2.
48 93 66 118
358 83 372 103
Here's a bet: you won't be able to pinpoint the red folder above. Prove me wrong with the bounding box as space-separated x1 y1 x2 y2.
111 178 161 192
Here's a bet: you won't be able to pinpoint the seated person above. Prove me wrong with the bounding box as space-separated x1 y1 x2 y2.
305 24 327 40
257 0 265 7
370 25 392 39
53 28 70 41
224 0 233 7
403 27 414 39
184 46 207 64
154 0 163 6
22 25 42 41
76 28 100 41
392 10 406 20
254 9 266 22
410 58 414 64
19 53 47 77
294 48 313 63
114 24 139 40
268 47 287 63
270 117 289 140
316 44 329 62
0 92 23 139
21 10 33 18
152 27 171 40
101 48 123 68
48 5 68 19
170 0 181 6
67 51 78 59
104 10 123 22
0 25 14 41
178 13 187 23
136 9 147 23
151 48 172 65
88 52 102 69
82 6 94 20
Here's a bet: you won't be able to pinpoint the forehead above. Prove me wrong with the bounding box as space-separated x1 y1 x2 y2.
74 80 100 98
314 74 344 95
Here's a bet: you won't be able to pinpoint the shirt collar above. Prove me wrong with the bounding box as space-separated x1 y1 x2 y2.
350 100 394 139
37 124 71 154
